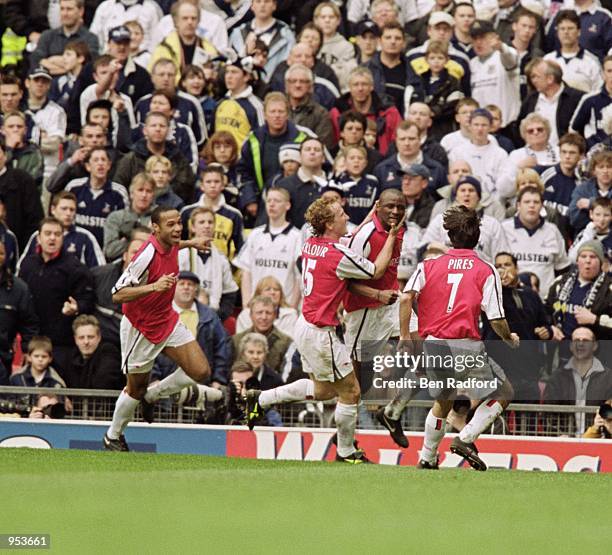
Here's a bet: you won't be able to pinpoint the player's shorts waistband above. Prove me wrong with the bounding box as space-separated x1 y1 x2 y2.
297 314 336 332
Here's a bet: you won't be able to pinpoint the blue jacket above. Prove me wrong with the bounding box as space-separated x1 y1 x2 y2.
570 86 612 149
151 301 230 384
569 179 612 232
0 223 19 273
373 153 446 196
334 172 380 225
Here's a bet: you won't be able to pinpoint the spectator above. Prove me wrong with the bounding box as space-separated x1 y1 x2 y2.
114 111 195 203
439 97 479 154
10 336 66 406
46 123 111 195
277 138 328 228
0 136 43 250
201 132 241 199
24 65 67 183
497 2 543 51
570 55 612 149
214 55 264 148
421 176 509 262
405 11 471 100
330 110 382 173
365 22 409 113
178 207 238 321
469 20 520 129
61 314 124 389
484 104 516 153
90 0 161 53
451 1 476 59
19 191 106 269
393 164 436 229
508 8 544 99
18 217 95 373
0 197 19 273
403 103 449 170
333 145 381 225
152 271 230 386
314 2 357 92
103 173 157 261
448 108 509 199
29 0 99 73
497 113 560 201
91 234 147 346
583 401 612 439
0 240 39 379
568 198 612 264
285 64 334 151
375 120 446 194
180 166 244 258
516 58 584 146
405 42 465 143
237 92 315 221
330 67 401 156
544 0 612 61
548 241 612 341
231 295 294 375
354 20 380 65
180 64 218 136
0 75 38 141
131 90 198 173
234 187 302 308
125 20 150 69
569 151 612 233
149 0 218 83
229 0 295 78
544 10 602 93
2 111 44 187
541 132 586 226
482 251 551 402
145 155 184 210
502 186 570 298
134 58 207 148
65 147 129 247
48 40 91 112
544 327 612 435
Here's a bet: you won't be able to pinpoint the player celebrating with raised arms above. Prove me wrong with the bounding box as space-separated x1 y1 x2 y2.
245 197 404 463
402 205 518 470
103 206 222 451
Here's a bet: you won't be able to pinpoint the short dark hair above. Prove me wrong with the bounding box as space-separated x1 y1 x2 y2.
93 54 114 72
517 185 543 203
151 89 178 110
556 9 580 28
559 132 586 154
27 336 53 355
64 39 91 63
38 216 63 232
85 99 112 124
495 251 518 267
151 205 178 226
443 205 480 249
339 110 367 132
51 191 77 207
591 197 611 212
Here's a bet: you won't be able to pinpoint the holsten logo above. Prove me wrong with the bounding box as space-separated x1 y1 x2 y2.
249 431 604 473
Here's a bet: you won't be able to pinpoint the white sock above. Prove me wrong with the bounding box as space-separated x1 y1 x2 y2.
175 384 223 405
459 400 503 444
107 390 140 439
385 396 411 420
144 368 196 402
335 402 358 457
420 409 446 464
258 379 314 408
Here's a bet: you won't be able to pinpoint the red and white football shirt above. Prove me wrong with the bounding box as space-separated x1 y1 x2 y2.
405 248 504 340
113 235 180 343
301 236 376 327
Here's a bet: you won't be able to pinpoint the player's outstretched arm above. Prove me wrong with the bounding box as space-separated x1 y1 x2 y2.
490 318 520 349
179 238 210 251
399 291 415 340
112 274 177 304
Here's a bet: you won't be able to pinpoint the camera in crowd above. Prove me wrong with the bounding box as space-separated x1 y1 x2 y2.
0 398 66 419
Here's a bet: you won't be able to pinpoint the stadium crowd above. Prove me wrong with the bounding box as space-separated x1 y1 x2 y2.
0 0 611 435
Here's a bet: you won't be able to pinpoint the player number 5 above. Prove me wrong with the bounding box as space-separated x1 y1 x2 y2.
302 259 317 296
446 273 463 312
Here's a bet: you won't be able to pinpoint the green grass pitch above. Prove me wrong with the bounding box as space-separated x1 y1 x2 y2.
1 448 610 554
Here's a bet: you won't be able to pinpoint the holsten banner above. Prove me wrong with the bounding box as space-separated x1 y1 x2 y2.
0 420 611 472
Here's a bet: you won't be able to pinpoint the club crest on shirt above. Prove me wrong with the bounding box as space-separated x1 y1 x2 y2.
102 203 111 214
387 171 395 181
66 242 76 253
588 23 597 33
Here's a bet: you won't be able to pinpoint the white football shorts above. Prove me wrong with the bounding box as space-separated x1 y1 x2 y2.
344 302 399 362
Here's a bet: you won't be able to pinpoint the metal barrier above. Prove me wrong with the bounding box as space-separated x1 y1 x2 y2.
0 386 600 438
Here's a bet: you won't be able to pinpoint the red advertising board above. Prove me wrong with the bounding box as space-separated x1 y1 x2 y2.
226 428 612 472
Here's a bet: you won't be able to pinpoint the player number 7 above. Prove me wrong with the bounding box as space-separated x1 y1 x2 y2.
303 259 317 296
447 273 463 312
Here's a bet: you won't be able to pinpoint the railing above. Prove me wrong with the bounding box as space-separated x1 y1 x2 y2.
0 387 600 438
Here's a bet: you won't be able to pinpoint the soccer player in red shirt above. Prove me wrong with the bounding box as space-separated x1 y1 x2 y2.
402 206 519 470
245 197 404 463
103 206 221 451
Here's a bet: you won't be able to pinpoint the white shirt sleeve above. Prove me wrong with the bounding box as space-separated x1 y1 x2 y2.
481 267 505 320
112 243 155 294
334 243 376 279
404 262 426 293
347 225 373 259
553 227 571 271
221 255 239 294
232 231 255 271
